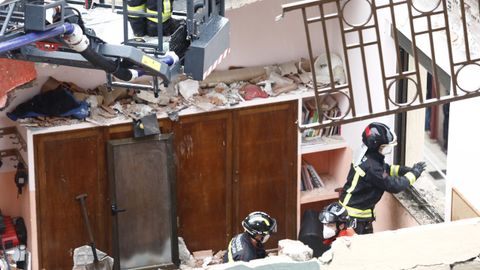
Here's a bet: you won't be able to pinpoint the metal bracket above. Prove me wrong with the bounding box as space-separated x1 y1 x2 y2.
0 148 27 169
0 126 27 152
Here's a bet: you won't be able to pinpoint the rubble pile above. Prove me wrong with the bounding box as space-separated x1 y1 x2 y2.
10 56 346 127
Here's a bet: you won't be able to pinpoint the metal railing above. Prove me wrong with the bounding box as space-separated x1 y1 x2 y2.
280 0 480 129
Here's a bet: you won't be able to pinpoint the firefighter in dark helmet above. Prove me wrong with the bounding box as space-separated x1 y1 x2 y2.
224 211 277 263
127 0 180 37
339 122 426 234
319 202 355 249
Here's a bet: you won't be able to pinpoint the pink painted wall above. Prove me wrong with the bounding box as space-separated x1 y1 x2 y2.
0 171 24 217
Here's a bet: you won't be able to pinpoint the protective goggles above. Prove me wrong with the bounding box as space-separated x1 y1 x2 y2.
319 211 337 224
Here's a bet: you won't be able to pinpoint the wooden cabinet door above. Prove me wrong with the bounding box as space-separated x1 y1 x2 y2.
173 111 232 252
35 128 110 270
233 102 297 248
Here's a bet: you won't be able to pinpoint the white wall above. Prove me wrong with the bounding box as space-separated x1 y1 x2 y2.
220 0 335 69
447 96 480 216
340 3 397 155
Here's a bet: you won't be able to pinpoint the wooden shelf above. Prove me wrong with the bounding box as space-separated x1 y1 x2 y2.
301 135 347 154
300 174 343 204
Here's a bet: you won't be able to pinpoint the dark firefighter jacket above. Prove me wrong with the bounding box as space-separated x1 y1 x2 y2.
223 233 266 263
339 150 417 219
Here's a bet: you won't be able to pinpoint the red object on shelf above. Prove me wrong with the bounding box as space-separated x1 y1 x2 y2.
1 216 19 249
241 84 269 100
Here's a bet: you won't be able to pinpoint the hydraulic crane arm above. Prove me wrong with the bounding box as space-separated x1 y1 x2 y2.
0 0 230 91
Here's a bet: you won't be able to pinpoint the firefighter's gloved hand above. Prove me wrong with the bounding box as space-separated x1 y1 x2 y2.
412 162 426 178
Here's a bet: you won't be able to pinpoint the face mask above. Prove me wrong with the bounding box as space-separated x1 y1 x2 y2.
379 144 393 155
323 225 337 239
261 234 270 244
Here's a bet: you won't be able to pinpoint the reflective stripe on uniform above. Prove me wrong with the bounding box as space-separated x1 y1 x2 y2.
127 4 146 18
341 164 366 206
227 239 234 262
146 1 172 23
404 172 416 185
390 165 400 176
339 201 373 218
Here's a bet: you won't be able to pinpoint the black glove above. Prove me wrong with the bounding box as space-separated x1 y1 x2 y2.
411 162 426 178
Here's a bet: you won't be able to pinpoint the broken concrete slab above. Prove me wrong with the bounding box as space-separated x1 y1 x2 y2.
453 259 480 270
320 218 480 270
208 256 319 270
268 72 294 87
135 90 170 105
272 83 297 97
201 66 267 87
193 250 213 260
178 79 200 100
99 85 129 106
278 61 298 76
278 239 312 262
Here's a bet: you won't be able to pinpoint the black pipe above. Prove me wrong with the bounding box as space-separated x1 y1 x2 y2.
80 47 133 81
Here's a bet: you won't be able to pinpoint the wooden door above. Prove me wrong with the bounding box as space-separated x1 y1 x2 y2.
35 128 110 270
173 111 232 252
233 102 297 249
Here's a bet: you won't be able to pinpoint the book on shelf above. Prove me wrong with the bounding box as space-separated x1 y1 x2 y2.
301 97 341 141
306 164 325 188
301 160 324 191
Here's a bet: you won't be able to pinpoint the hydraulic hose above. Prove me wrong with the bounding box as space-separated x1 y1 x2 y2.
63 23 135 81
81 46 134 81
63 23 178 81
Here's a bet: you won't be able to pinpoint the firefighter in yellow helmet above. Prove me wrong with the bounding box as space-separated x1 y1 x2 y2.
339 122 426 234
127 0 179 37
224 211 277 263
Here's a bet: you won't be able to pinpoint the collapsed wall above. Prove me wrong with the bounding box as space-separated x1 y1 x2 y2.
203 218 480 270
320 218 480 270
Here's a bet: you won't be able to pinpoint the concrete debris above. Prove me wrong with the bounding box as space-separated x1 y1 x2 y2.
72 245 114 269
196 101 216 111
85 95 103 108
178 79 200 100
314 53 346 85
272 83 298 97
214 83 229 93
257 80 274 95
278 239 313 262
13 55 344 128
298 58 312 73
135 90 170 105
298 72 313 84
206 92 228 106
193 250 213 260
278 61 299 76
201 66 267 87
178 237 196 267
99 85 129 106
268 72 294 87
41 77 62 93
